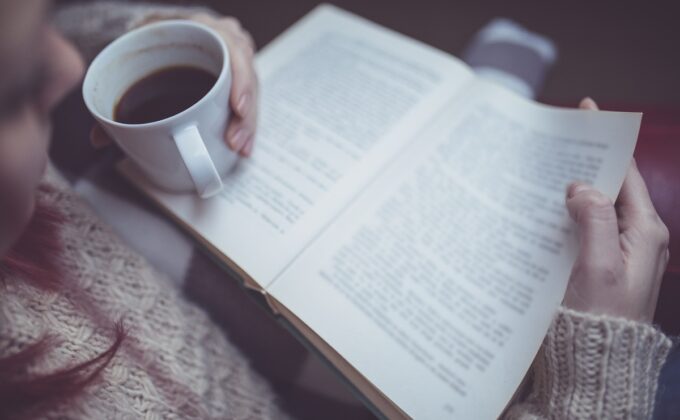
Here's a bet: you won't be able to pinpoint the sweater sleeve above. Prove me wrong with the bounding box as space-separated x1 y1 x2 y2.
53 1 216 62
505 307 672 420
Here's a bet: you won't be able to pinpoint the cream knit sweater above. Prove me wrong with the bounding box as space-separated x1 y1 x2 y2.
507 309 671 419
1 168 289 419
0 3 672 419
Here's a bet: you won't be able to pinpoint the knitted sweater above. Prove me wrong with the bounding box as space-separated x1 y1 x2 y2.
0 167 289 419
507 309 671 419
0 2 672 419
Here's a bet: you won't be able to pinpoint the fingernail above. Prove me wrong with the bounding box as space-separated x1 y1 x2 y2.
237 93 250 115
230 128 248 150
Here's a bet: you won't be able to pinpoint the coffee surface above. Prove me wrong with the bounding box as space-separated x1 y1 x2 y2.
114 66 217 124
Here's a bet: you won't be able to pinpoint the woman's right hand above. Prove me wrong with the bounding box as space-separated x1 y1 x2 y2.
563 98 670 322
91 13 259 157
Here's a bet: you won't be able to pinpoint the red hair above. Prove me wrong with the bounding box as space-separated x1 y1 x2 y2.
0 199 125 419
1 201 65 289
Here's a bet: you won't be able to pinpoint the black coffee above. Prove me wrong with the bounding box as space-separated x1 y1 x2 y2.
114 66 217 124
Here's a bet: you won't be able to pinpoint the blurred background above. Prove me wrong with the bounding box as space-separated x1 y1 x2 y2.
183 0 680 106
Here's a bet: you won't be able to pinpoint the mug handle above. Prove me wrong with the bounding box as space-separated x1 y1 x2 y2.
172 125 223 198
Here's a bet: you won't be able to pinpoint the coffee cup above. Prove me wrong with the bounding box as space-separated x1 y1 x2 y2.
83 20 236 198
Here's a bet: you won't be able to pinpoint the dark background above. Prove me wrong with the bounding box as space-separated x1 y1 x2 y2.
186 0 680 106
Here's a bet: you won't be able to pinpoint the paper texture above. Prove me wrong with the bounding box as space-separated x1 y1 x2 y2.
125 5 472 285
269 80 640 419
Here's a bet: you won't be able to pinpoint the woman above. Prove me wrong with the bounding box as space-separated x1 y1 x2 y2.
1 2 279 419
0 1 672 419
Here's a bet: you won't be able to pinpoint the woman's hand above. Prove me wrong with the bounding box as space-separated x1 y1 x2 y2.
189 13 258 156
563 98 670 322
91 13 259 157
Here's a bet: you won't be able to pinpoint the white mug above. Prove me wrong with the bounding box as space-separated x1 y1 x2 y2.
83 20 236 198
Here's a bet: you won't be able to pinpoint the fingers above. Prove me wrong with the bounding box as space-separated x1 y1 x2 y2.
576 95 660 237
616 160 657 219
187 15 258 155
227 34 257 119
225 29 258 157
226 112 257 157
618 160 670 261
224 40 258 156
217 17 257 126
579 97 598 110
90 124 113 149
198 15 259 155
566 182 623 274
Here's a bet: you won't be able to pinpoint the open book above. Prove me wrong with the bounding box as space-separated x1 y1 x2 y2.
119 5 641 419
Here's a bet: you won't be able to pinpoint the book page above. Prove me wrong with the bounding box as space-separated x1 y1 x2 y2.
124 5 474 284
269 80 641 419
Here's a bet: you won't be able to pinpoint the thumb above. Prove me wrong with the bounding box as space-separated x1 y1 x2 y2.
579 97 599 110
566 182 622 272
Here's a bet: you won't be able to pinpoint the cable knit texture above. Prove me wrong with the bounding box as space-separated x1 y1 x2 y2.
506 308 672 420
0 167 289 419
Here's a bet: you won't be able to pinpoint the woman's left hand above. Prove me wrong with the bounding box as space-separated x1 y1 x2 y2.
91 13 259 157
